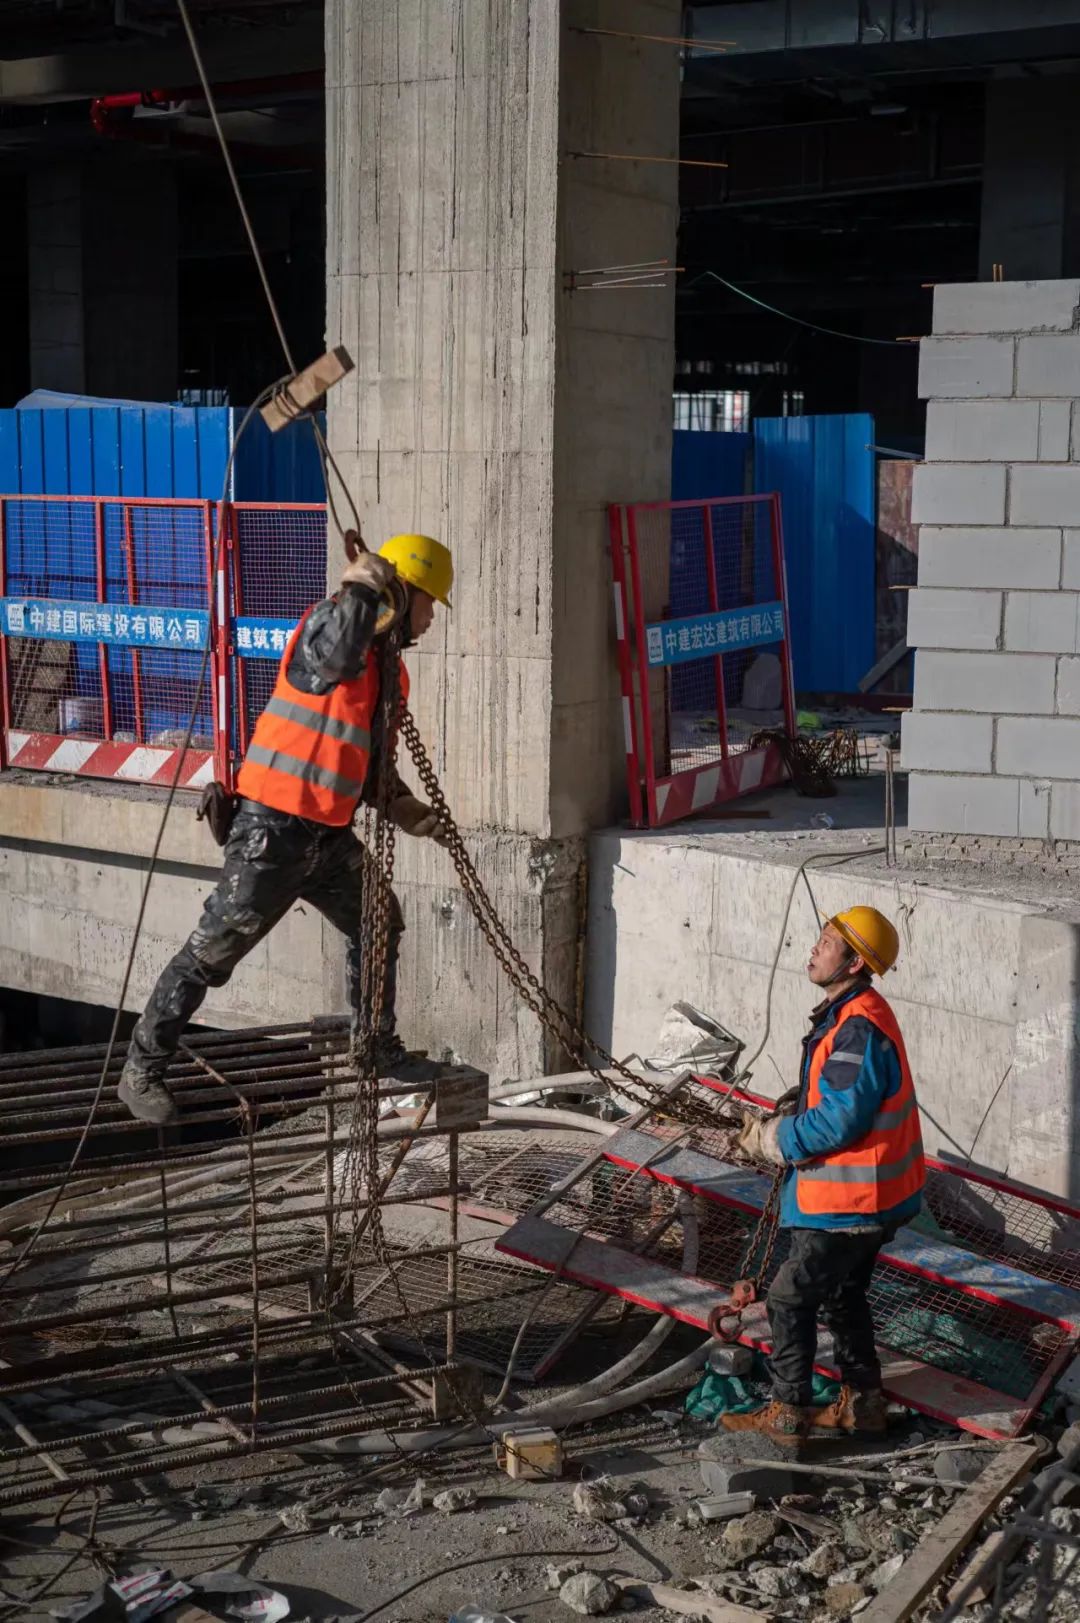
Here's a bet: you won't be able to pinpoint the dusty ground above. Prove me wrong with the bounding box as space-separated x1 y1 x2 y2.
3 1398 1064 1623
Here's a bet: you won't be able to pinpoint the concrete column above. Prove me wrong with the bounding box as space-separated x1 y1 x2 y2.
326 2 679 1076
27 160 178 400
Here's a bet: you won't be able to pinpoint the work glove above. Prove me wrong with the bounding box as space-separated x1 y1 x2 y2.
735 1109 786 1167
391 792 451 847
766 1086 800 1120
341 552 396 594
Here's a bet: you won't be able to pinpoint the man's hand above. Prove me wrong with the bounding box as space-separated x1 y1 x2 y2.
736 1109 786 1166
341 552 395 594
391 792 450 846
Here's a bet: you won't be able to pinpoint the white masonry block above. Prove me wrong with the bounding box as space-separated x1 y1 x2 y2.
1064 532 1080 588
908 772 1019 836
1010 466 1080 526
906 588 1001 651
1017 335 1080 398
1051 783 1080 840
996 716 1080 777
1040 401 1072 460
914 650 1057 714
1057 657 1080 714
925 401 1039 463
1019 779 1052 839
900 711 993 774
911 464 1007 526
933 280 1080 336
1003 591 1080 654
917 527 1062 590
918 338 1015 400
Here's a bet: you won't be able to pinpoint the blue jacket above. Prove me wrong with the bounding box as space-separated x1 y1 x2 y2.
774 984 923 1231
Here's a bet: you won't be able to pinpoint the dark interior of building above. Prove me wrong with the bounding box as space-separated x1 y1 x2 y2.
2 3 1080 446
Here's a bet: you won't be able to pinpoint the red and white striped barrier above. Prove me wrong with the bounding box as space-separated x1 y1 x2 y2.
5 731 214 788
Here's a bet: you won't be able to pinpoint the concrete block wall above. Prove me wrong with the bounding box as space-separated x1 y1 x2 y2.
905 278 1080 842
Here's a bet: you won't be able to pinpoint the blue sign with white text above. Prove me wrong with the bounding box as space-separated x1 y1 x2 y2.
644 600 785 668
1 597 208 651
233 617 297 659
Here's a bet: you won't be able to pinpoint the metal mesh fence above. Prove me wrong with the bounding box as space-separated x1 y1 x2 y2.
229 503 327 766
1 496 213 754
610 495 796 826
0 496 328 785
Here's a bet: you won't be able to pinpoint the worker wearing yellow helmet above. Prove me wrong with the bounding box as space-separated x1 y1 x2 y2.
721 905 925 1445
118 530 455 1127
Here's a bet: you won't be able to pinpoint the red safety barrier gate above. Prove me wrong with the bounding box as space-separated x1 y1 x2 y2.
609 494 797 828
0 495 326 792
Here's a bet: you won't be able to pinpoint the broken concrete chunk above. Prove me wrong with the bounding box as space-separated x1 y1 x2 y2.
933 1450 988 1485
698 1432 798 1498
434 1488 478 1514
547 1562 585 1591
824 1582 871 1618
750 1565 797 1599
721 1509 782 1563
375 1478 425 1517
869 1553 905 1591
572 1477 628 1523
559 1572 620 1616
800 1543 847 1581
279 1504 311 1534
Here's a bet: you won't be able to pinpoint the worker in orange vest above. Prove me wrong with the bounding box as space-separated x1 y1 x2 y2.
721 906 925 1443
117 534 454 1126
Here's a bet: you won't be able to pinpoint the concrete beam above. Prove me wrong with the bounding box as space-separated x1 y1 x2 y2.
690 1 1080 61
0 18 324 104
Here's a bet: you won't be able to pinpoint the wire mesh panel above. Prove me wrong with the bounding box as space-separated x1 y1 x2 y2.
0 495 214 786
228 502 327 776
610 494 796 827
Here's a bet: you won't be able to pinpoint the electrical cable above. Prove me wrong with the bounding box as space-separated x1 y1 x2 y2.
685 271 910 347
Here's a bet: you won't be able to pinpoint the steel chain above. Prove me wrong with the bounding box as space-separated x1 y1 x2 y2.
398 707 721 1131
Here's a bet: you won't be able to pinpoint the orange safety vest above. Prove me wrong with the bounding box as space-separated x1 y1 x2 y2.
795 987 925 1218
236 611 409 826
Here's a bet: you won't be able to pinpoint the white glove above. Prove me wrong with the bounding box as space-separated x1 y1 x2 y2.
736 1111 786 1166
391 793 450 847
341 552 396 594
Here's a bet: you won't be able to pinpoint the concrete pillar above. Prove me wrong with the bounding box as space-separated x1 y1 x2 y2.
325 2 679 1077
979 75 1080 282
28 161 178 400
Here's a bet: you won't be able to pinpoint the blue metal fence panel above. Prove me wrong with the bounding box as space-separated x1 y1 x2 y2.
0 403 323 504
752 413 875 693
672 429 751 502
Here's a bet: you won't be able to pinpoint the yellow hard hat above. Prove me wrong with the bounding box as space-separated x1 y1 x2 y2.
830 907 899 976
378 533 453 608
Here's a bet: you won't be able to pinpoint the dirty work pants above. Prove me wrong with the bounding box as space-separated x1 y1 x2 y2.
766 1225 897 1407
125 801 403 1078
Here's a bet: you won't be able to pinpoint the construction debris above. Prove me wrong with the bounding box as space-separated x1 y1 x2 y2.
558 1570 620 1615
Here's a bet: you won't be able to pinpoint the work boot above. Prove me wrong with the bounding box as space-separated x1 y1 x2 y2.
117 1063 179 1126
811 1384 889 1435
720 1400 809 1445
371 1032 450 1087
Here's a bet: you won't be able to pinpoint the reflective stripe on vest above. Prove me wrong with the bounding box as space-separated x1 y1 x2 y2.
236 611 409 826
794 986 925 1217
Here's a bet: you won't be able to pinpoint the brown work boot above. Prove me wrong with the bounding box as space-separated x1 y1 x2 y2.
720 1400 809 1445
811 1384 888 1435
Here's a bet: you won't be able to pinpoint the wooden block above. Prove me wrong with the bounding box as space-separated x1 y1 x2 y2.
260 346 354 432
496 1425 563 1480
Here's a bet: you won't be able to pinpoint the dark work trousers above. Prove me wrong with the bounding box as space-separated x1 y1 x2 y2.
766 1225 898 1407
125 801 404 1078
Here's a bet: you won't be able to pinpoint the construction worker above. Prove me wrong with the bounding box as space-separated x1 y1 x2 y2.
117 534 454 1126
720 906 925 1443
